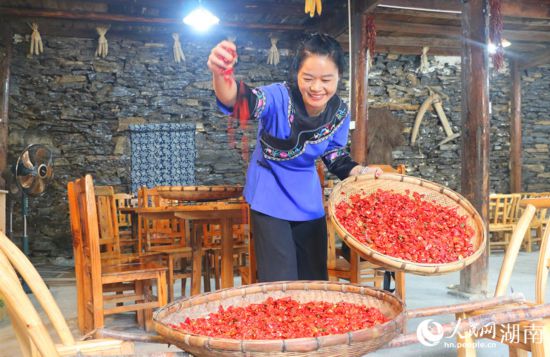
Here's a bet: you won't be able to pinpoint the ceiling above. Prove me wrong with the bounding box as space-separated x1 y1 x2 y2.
0 0 549 66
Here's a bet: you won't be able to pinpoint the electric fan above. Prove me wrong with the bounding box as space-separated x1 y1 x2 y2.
13 144 53 256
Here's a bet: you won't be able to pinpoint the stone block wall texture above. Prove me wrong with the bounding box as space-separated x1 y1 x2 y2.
4 32 549 257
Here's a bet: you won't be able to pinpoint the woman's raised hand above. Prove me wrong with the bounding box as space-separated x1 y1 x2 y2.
207 40 237 75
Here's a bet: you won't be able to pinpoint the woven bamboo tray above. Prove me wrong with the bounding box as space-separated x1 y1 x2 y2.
327 173 486 276
154 281 405 356
156 185 243 202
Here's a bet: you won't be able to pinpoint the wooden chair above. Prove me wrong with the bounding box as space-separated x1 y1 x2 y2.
325 164 406 300
489 193 522 252
113 192 138 252
0 231 134 356
137 186 187 252
456 198 550 356
68 175 168 334
519 192 550 252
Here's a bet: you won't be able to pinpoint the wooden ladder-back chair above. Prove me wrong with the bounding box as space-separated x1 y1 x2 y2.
113 192 138 253
0 232 134 356
137 186 187 252
325 164 406 300
68 175 168 333
456 198 550 356
519 192 550 253
489 193 522 252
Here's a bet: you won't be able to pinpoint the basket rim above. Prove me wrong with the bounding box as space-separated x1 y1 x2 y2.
156 185 243 192
327 173 487 274
153 281 405 352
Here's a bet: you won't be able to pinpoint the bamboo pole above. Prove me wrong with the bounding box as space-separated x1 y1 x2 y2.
387 304 550 348
406 292 526 319
94 328 168 344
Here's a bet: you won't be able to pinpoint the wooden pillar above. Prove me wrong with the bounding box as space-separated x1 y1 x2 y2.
458 0 490 295
0 24 12 190
510 59 522 193
349 0 369 165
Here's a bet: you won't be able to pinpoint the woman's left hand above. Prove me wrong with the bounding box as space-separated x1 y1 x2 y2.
350 165 382 178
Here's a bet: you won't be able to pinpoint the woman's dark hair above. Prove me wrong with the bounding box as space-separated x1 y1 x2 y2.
289 33 345 84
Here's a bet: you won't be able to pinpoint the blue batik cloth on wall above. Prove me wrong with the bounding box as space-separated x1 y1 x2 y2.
129 123 196 193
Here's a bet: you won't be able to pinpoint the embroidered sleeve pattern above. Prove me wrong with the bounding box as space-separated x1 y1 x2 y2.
251 87 267 120
321 147 357 180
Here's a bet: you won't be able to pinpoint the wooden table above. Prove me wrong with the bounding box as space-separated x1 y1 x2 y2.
135 201 248 296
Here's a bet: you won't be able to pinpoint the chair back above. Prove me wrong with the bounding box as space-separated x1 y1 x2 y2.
137 186 186 250
95 186 121 258
114 192 134 230
0 231 69 356
489 193 521 226
68 175 104 333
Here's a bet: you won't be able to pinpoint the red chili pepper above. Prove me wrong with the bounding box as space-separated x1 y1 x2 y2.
169 297 388 339
335 189 475 264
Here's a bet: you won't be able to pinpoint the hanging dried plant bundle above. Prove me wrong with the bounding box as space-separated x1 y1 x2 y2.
29 22 43 56
172 33 185 63
419 46 430 73
304 0 322 17
95 26 109 58
366 15 376 65
489 0 504 71
267 37 280 66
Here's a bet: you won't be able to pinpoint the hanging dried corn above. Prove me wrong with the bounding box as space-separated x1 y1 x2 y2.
172 33 185 63
95 26 109 58
304 0 322 17
366 15 376 66
489 0 504 71
29 22 43 56
419 46 430 73
267 36 280 66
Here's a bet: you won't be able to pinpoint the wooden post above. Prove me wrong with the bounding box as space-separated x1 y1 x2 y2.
0 24 12 190
510 59 522 193
458 0 490 295
350 1 369 164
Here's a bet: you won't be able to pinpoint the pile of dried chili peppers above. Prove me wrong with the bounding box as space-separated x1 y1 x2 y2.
169 296 388 340
335 189 475 264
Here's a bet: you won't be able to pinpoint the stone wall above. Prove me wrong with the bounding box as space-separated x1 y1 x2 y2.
371 54 550 194
5 31 550 257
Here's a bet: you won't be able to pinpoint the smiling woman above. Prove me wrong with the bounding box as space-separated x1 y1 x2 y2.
207 33 382 283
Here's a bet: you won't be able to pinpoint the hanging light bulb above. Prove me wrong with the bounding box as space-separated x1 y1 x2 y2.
183 0 220 32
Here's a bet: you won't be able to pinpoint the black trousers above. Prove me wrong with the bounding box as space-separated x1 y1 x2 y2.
251 210 328 282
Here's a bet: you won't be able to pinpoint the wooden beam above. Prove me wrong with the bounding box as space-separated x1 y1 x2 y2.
375 35 458 48
0 7 305 31
510 59 522 193
0 24 11 189
520 49 550 69
321 0 382 38
349 0 370 165
378 0 550 19
459 0 490 295
375 20 550 43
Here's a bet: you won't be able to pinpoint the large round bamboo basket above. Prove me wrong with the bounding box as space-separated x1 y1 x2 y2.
156 185 243 202
327 173 486 276
154 281 405 356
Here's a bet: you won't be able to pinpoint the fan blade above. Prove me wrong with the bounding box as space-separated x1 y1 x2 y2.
34 147 52 165
29 176 46 195
21 150 35 170
19 175 35 189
